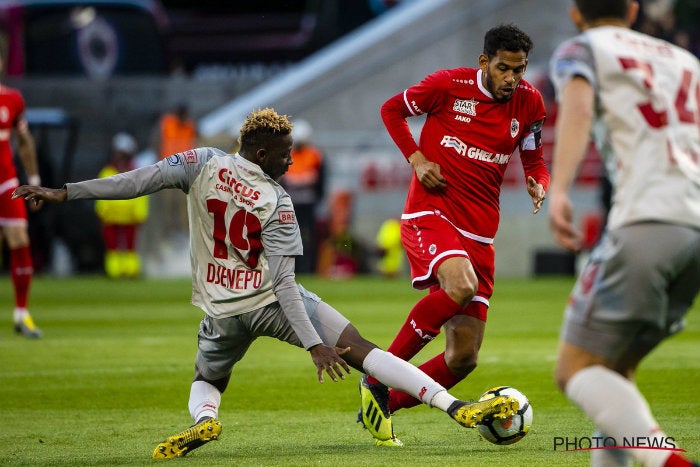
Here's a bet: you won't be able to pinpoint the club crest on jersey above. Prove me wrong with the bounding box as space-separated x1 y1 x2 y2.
510 118 520 138
453 98 478 116
166 154 183 166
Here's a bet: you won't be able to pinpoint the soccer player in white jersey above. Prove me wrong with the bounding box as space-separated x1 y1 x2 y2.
13 108 518 458
549 1 700 467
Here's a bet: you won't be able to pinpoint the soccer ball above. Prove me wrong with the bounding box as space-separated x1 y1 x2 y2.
476 386 533 445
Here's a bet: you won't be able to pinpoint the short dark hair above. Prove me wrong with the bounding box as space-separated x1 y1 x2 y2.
574 0 628 22
483 24 533 58
239 108 292 150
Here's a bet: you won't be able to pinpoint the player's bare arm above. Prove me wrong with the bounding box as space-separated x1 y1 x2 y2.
16 121 44 210
548 77 594 252
308 343 351 383
527 176 546 214
12 185 67 205
408 150 447 190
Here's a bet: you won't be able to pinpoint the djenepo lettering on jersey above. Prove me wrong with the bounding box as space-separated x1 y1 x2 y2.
206 263 262 290
440 135 511 164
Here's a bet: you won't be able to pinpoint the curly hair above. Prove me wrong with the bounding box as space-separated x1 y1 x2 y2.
239 108 292 150
482 23 533 58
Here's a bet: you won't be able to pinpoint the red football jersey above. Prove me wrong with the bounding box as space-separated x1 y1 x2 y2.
0 85 26 191
382 67 549 240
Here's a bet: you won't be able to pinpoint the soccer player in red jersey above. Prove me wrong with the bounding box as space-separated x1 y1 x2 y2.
0 52 43 338
358 24 549 445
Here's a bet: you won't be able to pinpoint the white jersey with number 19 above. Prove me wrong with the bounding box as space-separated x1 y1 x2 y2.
160 147 303 318
550 26 700 231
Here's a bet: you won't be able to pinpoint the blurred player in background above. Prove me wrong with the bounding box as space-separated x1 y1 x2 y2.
0 51 42 338
548 1 700 466
95 132 148 278
154 102 197 243
13 108 518 457
279 119 325 274
365 23 549 445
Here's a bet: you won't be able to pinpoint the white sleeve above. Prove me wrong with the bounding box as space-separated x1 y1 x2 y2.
549 35 597 98
66 164 166 200
267 254 323 350
66 148 215 200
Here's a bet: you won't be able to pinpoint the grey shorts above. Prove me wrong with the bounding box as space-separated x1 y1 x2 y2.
195 284 351 381
561 222 700 361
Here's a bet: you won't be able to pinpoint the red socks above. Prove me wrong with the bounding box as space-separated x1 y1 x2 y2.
10 246 33 308
386 288 462 361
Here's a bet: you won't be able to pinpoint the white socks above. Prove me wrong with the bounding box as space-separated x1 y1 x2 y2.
361 348 455 410
189 380 221 423
566 365 671 467
13 307 28 322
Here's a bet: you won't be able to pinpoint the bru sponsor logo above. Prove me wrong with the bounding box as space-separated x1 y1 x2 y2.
183 149 198 164
278 211 295 224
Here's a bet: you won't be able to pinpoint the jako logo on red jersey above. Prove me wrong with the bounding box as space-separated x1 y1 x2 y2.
217 169 261 200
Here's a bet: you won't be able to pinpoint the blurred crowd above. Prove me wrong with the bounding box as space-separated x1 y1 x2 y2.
637 0 700 56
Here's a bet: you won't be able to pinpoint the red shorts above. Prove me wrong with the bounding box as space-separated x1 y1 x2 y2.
401 214 495 319
0 183 28 226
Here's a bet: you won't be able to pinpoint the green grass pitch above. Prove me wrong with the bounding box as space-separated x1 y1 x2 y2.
1 275 698 466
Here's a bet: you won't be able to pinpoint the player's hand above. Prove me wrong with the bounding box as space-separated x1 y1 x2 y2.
527 176 546 214
409 151 446 190
308 343 351 383
12 185 68 207
548 191 582 252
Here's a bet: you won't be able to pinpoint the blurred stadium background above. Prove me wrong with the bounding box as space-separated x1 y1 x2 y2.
2 0 698 279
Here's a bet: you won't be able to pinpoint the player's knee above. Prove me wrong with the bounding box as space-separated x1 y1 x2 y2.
445 348 478 378
443 277 478 306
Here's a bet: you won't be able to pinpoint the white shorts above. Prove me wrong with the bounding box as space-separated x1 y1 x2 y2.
561 222 700 361
195 284 350 381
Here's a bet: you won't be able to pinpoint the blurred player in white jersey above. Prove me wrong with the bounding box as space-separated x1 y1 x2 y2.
549 1 700 466
13 108 518 458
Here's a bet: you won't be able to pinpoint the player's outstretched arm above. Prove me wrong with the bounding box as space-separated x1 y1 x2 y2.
12 185 67 206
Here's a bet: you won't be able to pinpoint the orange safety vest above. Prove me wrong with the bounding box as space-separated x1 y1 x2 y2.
285 145 323 186
159 113 197 160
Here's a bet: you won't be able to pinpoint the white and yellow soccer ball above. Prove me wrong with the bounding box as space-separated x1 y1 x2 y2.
476 386 533 445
